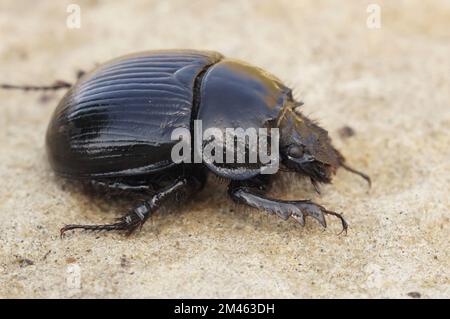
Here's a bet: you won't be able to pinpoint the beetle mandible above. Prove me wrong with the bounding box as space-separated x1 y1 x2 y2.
2 49 370 236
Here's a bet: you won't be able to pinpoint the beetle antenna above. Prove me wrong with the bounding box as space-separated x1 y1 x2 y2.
341 163 371 188
0 80 72 91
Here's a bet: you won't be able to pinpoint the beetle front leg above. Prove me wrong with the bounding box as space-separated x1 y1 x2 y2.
61 175 203 237
228 183 348 234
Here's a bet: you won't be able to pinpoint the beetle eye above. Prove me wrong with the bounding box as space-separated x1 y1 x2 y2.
288 145 304 158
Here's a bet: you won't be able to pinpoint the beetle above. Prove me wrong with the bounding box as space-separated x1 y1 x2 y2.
2 49 370 236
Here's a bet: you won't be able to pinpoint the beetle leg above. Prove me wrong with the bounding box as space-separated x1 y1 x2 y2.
0 80 72 91
61 175 203 237
1 69 85 92
228 184 347 234
85 179 158 198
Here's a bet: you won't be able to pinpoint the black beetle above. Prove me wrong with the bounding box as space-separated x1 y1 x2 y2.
2 49 370 236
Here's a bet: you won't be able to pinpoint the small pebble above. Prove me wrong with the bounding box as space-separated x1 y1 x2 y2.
17 258 34 267
338 125 356 139
407 291 421 298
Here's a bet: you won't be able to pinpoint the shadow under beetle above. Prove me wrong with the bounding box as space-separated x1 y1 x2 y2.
1 50 370 236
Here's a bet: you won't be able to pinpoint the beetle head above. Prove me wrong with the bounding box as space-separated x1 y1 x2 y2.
278 103 343 184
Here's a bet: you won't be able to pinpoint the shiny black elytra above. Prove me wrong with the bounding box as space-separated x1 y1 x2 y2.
3 49 370 236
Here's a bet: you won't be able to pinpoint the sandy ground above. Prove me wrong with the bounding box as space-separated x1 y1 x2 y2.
0 0 449 298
